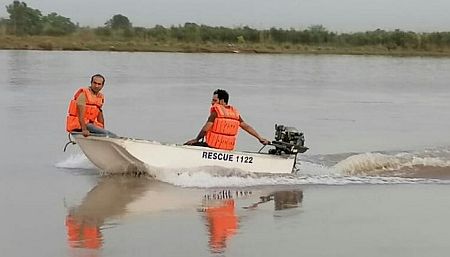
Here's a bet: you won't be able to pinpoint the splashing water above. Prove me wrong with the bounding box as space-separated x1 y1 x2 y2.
55 153 96 170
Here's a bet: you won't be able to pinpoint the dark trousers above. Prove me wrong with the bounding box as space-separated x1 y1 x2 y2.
73 123 117 137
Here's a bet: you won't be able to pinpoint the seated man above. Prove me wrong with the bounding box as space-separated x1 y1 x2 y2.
185 89 269 150
66 74 116 137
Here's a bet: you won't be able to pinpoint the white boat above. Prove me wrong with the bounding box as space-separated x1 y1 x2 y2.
70 125 308 175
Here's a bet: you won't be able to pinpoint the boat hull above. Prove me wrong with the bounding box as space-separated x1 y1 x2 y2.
72 135 297 174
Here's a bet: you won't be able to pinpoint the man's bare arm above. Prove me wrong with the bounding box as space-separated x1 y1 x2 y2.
240 120 269 145
184 112 216 145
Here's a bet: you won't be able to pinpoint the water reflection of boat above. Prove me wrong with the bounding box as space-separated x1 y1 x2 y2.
65 176 152 250
65 177 303 254
202 199 238 253
65 176 205 251
243 190 303 210
199 189 302 253
199 190 249 254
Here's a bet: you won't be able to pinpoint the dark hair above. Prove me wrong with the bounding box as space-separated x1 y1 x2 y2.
213 89 229 104
91 74 105 85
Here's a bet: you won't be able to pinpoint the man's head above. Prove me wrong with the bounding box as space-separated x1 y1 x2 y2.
90 74 105 93
213 89 229 105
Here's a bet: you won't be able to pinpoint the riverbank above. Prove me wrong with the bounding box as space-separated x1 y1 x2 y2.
1 35 449 57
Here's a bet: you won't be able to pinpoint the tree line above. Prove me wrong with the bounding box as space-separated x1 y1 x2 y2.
1 0 450 51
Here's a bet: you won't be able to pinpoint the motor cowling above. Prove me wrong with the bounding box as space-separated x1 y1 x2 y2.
268 124 308 155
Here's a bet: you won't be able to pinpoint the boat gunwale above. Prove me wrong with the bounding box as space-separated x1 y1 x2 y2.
71 133 297 160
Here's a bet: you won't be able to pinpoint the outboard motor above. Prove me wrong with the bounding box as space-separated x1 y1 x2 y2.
269 124 308 155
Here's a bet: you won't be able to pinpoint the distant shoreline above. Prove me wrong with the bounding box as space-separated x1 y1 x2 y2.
2 4 450 57
1 35 450 57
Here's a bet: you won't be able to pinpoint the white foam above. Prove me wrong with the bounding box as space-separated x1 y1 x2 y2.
296 161 340 176
410 156 450 167
139 163 447 188
55 153 96 170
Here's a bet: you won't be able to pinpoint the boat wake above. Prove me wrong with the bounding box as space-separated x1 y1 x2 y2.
55 147 450 187
331 147 450 178
140 162 447 188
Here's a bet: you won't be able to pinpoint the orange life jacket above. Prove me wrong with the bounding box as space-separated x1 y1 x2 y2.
65 215 102 249
66 87 104 132
206 104 240 150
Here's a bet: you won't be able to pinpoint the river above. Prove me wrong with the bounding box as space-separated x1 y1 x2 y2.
1 50 450 257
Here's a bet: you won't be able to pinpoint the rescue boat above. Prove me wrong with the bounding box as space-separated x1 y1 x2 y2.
70 124 308 175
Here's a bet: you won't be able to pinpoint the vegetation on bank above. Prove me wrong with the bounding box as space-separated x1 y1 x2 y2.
1 1 450 56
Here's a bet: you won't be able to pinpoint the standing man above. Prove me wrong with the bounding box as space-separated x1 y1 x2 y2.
66 74 116 137
185 89 269 150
